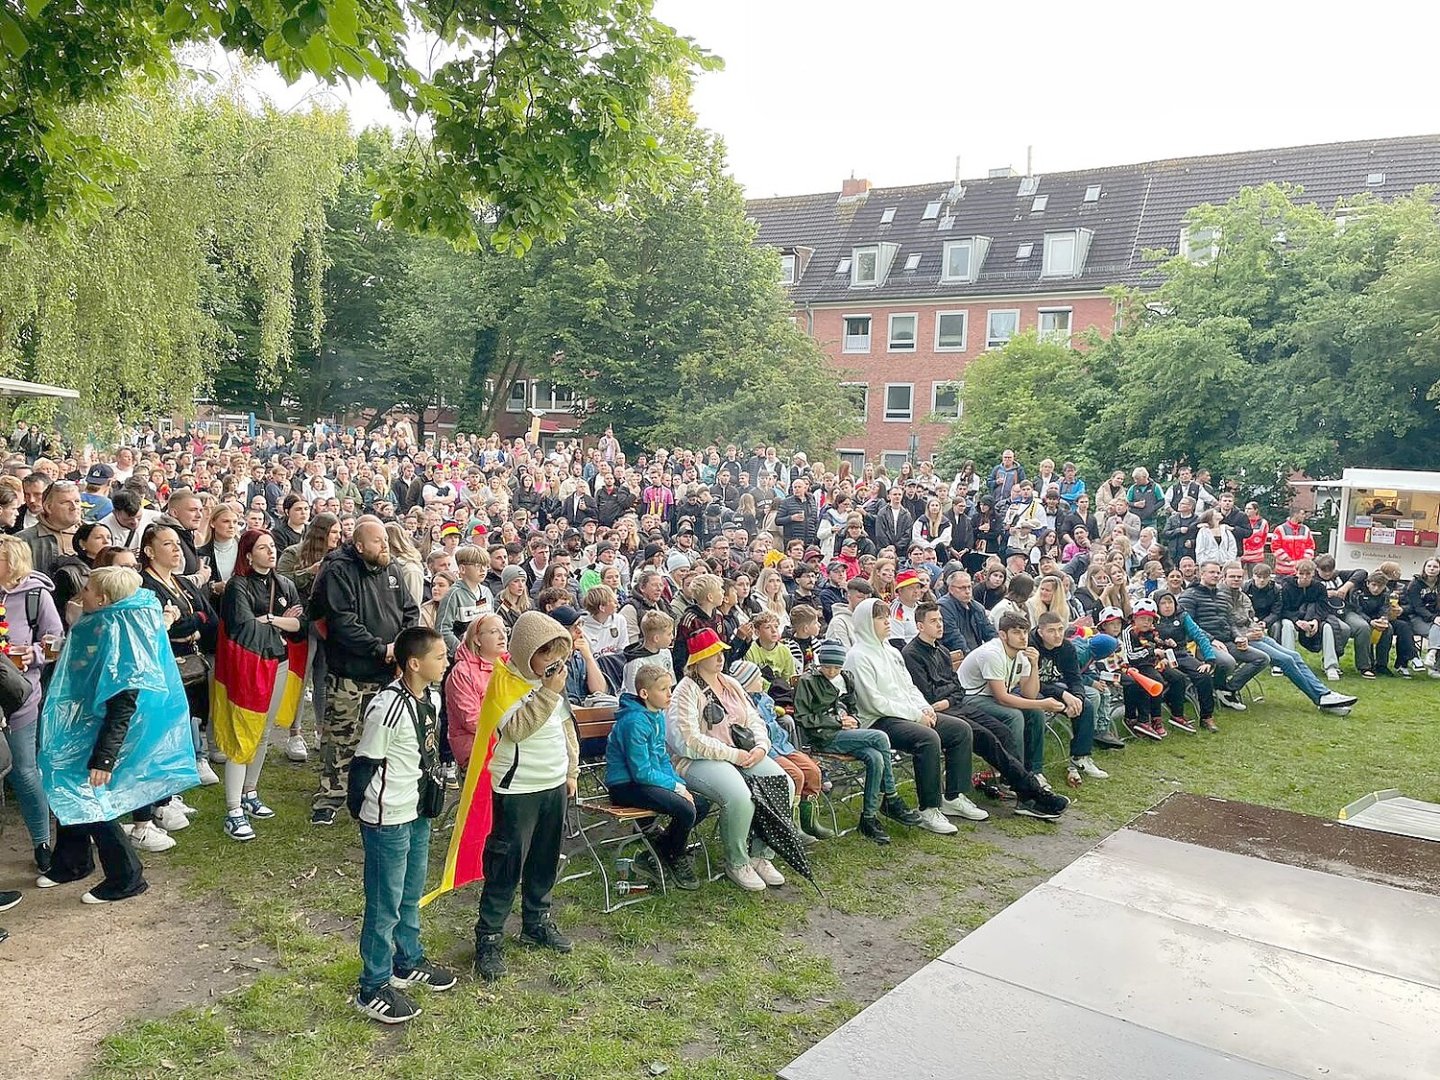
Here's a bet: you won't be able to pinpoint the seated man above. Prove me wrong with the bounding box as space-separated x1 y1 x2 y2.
1178 559 1268 709
1279 559 1350 681
1218 562 1357 714
1314 554 1372 676
1029 612 1109 782
957 612 1069 786
903 603 1070 819
938 567 996 658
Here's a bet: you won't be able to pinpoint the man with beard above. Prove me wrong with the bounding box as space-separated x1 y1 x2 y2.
309 517 419 825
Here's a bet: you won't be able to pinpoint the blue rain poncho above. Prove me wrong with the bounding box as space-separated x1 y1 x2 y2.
38 588 199 824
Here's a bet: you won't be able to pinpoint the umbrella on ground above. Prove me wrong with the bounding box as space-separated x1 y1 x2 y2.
743 771 823 897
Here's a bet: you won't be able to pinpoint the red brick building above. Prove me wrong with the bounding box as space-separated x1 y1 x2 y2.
746 135 1440 469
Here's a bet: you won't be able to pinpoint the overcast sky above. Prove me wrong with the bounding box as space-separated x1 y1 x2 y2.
235 0 1440 197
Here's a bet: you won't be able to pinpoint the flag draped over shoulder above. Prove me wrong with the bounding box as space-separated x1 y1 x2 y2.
210 623 308 764
420 659 530 907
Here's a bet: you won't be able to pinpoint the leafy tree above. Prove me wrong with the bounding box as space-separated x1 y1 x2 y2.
0 79 348 430
0 0 713 250
503 88 860 453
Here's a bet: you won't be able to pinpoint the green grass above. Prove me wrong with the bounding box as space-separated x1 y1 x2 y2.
95 665 1436 1080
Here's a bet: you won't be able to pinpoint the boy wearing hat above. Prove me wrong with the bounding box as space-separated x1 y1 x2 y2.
473 610 580 982
793 641 921 844
888 568 926 647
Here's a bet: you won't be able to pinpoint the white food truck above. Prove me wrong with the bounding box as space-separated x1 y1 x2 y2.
1328 468 1440 577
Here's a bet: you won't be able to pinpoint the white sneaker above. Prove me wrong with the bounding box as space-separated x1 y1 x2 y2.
725 862 766 892
1216 690 1247 712
916 807 959 835
1072 755 1109 780
1325 667 1341 681
170 795 199 816
285 735 309 762
1034 772 1053 792
751 857 785 887
940 793 990 821
1317 690 1357 710
1410 657 1427 671
153 803 190 832
128 824 177 853
1271 666 1284 676
196 757 220 786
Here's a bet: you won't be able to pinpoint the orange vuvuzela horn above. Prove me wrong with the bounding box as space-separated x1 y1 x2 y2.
1124 666 1164 697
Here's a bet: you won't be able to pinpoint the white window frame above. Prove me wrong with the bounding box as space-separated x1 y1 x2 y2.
904 252 922 271
1031 195 1049 212
851 246 879 286
1178 225 1220 265
922 201 942 220
1042 231 1078 277
536 383 576 412
780 253 796 284
880 206 897 224
934 310 968 352
986 309 1019 349
1037 307 1073 344
931 380 965 421
941 239 975 283
840 382 869 422
883 383 914 423
842 314 872 353
505 379 529 412
1084 184 1102 202
887 312 918 352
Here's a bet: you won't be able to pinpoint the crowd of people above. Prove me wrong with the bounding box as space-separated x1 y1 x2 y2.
2 417 1434 1021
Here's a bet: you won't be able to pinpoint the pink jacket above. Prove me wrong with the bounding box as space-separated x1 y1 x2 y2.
445 645 502 767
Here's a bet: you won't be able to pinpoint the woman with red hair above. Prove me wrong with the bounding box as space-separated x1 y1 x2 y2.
211 529 308 842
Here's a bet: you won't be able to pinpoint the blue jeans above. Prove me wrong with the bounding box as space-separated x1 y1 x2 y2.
817 726 895 816
4 722 51 846
1248 638 1327 703
360 817 431 993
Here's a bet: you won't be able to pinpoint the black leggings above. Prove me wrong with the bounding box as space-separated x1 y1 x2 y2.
1123 665 1187 721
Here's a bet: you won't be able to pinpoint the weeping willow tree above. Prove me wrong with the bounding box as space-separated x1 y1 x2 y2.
0 76 349 436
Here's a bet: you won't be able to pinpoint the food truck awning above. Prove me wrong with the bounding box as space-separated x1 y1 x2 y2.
1336 467 1440 491
0 378 80 401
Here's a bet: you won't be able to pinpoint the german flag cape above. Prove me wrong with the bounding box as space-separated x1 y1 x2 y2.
210 623 308 764
420 659 531 906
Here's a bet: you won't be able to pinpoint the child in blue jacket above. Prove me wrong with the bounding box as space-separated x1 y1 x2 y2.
604 667 702 888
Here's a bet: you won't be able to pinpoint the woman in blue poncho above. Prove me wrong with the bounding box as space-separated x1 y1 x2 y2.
36 566 198 904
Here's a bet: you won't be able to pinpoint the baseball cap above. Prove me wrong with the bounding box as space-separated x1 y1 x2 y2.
549 605 583 628
85 464 114 485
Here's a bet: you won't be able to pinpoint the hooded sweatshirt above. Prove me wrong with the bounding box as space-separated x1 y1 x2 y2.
487 610 580 795
606 692 684 792
841 598 930 725
312 543 419 683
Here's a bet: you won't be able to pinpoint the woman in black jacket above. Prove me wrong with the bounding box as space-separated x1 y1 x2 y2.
1402 557 1440 671
968 497 1005 575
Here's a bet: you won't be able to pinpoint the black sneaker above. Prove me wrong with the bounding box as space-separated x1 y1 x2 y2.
666 853 701 891
633 849 663 883
1093 732 1126 750
310 806 338 827
474 932 506 982
880 794 923 827
391 958 457 992
355 984 420 1024
519 917 573 954
858 814 891 845
0 890 20 913
34 844 51 873
1015 791 1070 821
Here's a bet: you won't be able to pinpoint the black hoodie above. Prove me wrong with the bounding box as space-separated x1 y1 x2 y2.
311 543 419 683
1029 628 1085 698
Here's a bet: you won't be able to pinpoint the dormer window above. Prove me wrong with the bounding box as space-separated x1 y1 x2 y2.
780 253 796 285
941 237 992 283
852 247 879 286
1178 225 1220 265
1041 228 1093 278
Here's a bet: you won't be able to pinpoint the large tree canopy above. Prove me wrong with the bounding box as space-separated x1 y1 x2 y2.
0 0 711 249
939 183 1440 506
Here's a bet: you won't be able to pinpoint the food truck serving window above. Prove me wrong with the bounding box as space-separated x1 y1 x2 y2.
1344 488 1440 548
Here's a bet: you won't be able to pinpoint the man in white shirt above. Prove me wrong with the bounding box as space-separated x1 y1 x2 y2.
958 612 1068 783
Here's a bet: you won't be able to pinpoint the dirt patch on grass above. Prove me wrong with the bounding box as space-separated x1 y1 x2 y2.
0 815 261 1080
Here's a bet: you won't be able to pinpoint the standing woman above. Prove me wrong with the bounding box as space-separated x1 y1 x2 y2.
0 535 64 872
912 497 953 563
198 502 242 597
211 530 307 841
277 512 340 762
496 564 532 629
383 521 425 610
140 521 219 815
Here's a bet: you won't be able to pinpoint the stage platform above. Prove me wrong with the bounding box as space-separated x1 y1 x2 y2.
780 793 1440 1080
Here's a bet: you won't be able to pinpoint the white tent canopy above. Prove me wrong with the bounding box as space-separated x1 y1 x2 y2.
0 377 79 400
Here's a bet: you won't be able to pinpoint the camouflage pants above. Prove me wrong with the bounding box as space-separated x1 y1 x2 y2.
314 674 381 811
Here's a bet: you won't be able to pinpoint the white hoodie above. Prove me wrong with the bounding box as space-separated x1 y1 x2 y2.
841 598 931 726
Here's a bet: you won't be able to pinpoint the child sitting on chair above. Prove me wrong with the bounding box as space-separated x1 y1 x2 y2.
730 660 833 843
604 665 703 890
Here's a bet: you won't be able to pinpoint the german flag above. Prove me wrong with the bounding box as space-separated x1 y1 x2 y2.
210 624 308 763
420 660 531 906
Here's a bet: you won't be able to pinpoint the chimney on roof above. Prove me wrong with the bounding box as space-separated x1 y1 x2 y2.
988 166 1017 179
840 176 871 198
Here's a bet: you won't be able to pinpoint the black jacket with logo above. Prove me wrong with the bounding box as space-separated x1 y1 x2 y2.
311 544 419 683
